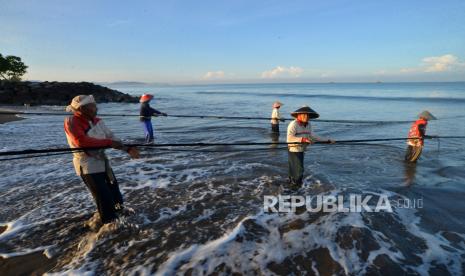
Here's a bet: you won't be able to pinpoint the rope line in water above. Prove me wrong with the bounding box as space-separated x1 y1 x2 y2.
0 151 79 161
0 147 305 161
0 143 401 161
1 136 463 162
0 111 411 124
0 142 304 157
0 143 402 161
0 138 412 157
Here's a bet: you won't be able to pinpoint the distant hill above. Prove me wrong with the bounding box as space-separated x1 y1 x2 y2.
106 81 149 86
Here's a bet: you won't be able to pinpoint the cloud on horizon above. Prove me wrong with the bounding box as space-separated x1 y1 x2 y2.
202 70 225 80
423 54 462 72
261 66 303 79
400 54 464 73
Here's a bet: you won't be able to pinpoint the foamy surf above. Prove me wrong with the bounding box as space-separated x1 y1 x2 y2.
143 189 464 275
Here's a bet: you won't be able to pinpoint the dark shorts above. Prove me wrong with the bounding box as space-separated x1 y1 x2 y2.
271 123 280 133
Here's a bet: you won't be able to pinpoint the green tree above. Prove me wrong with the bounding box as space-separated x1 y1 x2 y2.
0 54 28 81
0 54 8 76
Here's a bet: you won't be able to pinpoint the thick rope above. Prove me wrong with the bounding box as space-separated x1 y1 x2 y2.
1 136 461 158
0 111 410 124
1 136 464 161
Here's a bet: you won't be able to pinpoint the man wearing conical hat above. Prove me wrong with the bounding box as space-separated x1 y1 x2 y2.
64 95 139 225
405 110 436 163
139 93 167 143
287 106 335 189
271 101 284 133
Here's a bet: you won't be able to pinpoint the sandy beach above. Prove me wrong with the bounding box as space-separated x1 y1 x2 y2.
0 108 24 124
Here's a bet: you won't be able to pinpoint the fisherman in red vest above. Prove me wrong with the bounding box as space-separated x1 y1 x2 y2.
405 110 436 163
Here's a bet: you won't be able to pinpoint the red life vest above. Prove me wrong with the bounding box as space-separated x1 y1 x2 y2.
407 119 427 146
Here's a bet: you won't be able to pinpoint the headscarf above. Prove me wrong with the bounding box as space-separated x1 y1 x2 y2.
66 95 96 112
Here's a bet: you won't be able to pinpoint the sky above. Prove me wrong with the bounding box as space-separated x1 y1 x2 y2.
1 0 465 83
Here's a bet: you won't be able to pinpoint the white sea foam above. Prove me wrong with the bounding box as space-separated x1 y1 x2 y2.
146 188 464 275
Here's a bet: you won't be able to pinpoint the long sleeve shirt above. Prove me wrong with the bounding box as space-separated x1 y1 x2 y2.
287 120 325 152
64 114 117 175
140 102 163 121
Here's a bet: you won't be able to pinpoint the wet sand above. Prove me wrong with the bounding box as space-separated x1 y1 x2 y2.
0 108 24 124
0 251 56 276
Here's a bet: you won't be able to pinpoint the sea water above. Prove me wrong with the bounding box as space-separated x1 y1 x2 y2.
0 82 464 274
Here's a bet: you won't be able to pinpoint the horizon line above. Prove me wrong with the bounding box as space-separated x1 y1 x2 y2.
20 79 465 86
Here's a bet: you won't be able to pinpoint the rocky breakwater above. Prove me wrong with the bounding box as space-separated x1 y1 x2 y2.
0 81 138 105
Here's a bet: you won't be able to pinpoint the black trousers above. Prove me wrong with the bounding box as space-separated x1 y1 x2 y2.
271 123 280 133
288 151 304 186
405 145 423 163
80 169 123 224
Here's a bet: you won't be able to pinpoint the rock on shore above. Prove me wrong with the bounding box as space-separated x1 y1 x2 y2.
0 81 139 105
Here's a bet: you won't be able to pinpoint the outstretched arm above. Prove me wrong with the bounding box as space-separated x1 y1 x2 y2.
150 107 167 116
100 120 139 158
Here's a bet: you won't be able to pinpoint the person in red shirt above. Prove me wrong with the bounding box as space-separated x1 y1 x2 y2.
64 95 139 224
405 110 436 163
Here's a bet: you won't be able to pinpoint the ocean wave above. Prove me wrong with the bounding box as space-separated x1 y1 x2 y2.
151 189 464 275
196 91 465 104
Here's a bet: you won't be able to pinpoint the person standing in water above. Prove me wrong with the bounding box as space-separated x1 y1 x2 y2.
405 110 437 163
64 95 139 224
139 94 167 143
271 101 284 133
287 106 335 189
